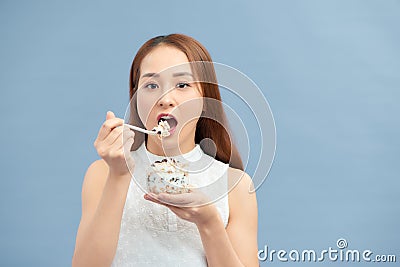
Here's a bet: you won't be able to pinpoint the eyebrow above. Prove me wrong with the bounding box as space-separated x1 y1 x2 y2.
141 73 160 78
140 72 193 79
172 72 193 77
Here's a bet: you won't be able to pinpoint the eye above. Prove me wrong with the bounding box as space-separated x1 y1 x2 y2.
144 83 159 90
176 82 191 89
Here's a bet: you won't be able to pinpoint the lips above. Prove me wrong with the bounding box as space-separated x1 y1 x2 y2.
156 113 178 133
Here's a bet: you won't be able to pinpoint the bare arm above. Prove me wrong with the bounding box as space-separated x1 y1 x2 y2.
197 168 259 267
72 160 131 267
72 111 136 267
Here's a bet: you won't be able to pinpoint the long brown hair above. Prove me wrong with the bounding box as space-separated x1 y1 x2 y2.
128 34 243 170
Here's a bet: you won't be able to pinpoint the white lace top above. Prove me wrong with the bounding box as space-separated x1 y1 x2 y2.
111 143 230 267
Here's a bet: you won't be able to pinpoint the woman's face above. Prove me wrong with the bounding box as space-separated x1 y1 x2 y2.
136 45 203 152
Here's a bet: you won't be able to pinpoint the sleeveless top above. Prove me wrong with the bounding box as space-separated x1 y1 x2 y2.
111 143 230 267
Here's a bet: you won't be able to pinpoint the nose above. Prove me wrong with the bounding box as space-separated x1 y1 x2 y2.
157 89 176 108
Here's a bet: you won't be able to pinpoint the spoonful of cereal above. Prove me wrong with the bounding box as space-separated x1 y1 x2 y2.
124 120 171 138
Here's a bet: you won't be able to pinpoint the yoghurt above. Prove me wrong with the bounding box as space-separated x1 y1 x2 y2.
147 158 190 194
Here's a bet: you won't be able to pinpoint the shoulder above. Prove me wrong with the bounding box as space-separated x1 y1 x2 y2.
83 159 109 186
86 158 109 173
81 159 109 212
227 167 257 220
227 167 255 194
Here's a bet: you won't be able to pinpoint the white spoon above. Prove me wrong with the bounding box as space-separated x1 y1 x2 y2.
124 123 157 135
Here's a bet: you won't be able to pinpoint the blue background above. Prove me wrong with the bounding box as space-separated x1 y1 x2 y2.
1 0 399 266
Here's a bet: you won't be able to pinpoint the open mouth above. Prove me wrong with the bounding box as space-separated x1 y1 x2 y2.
157 113 178 133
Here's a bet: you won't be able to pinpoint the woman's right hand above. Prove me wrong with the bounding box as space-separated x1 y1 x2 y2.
94 111 135 178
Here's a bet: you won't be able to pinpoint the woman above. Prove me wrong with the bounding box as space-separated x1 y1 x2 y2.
72 34 258 267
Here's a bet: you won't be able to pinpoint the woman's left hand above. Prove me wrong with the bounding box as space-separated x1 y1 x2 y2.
144 189 219 227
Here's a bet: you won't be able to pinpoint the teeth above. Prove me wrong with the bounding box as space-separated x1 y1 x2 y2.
159 116 173 123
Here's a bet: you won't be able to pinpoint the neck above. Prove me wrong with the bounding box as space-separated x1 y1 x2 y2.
146 136 196 157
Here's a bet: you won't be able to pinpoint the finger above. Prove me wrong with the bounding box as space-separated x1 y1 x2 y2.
105 132 134 162
109 126 132 147
97 118 124 142
115 128 135 150
101 125 126 147
106 111 115 120
119 136 135 153
157 192 194 205
144 193 169 206
122 126 135 137
96 117 125 142
112 136 135 159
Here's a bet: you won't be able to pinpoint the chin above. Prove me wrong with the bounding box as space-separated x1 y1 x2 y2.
162 134 190 150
